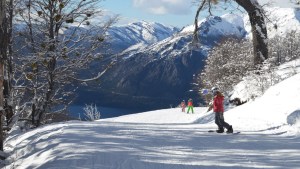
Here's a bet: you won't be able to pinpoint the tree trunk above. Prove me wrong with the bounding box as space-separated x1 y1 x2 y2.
235 0 268 65
0 0 6 151
0 64 3 151
3 0 13 128
192 0 207 46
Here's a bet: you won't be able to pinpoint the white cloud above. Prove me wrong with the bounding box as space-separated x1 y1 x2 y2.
132 0 193 15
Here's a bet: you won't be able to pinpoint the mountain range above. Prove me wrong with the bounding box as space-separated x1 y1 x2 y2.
76 7 300 111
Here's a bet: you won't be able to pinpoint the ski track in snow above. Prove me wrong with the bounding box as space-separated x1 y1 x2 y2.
3 107 300 169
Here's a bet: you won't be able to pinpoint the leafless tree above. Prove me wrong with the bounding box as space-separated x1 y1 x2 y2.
199 31 300 101
83 104 100 121
198 38 254 93
13 0 117 127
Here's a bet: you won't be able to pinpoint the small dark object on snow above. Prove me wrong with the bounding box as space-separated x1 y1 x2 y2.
208 130 240 134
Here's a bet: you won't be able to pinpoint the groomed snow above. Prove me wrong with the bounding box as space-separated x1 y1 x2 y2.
3 72 300 169
105 107 208 124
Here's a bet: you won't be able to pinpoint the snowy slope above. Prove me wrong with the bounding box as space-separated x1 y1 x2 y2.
226 73 300 133
105 107 208 124
106 72 300 134
228 59 300 132
3 72 300 169
244 7 300 38
231 58 300 102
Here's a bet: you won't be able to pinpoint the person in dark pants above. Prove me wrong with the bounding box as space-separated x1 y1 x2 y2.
208 87 233 133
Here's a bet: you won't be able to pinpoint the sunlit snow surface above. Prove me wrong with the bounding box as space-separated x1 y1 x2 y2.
4 72 300 168
4 5 300 169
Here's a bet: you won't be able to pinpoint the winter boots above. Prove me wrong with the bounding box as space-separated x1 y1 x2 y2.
226 126 233 133
216 128 224 133
216 126 233 133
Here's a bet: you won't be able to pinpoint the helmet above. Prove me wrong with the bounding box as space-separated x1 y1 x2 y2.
211 87 219 96
211 87 219 92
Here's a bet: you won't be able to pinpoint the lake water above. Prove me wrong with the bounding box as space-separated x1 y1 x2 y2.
68 105 144 120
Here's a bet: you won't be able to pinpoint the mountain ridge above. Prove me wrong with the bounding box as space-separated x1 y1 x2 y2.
77 14 248 110
77 7 300 111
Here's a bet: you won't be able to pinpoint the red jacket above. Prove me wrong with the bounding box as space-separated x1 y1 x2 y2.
188 101 193 106
213 95 224 113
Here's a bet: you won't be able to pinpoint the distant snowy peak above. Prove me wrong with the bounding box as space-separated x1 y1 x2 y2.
136 14 247 57
107 21 179 52
244 7 300 38
125 21 179 43
118 14 248 59
197 15 246 40
181 14 245 35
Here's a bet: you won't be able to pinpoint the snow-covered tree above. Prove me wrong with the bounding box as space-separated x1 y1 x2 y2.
243 63 282 99
13 0 117 127
83 104 100 121
199 31 300 101
268 31 300 66
198 38 254 93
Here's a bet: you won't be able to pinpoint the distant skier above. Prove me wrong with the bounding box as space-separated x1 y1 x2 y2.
180 100 186 112
208 87 233 133
187 98 194 114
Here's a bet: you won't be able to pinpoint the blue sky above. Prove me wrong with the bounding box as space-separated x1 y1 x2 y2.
100 0 296 28
101 0 198 28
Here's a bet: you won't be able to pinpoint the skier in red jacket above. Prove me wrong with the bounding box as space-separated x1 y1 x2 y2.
209 87 233 133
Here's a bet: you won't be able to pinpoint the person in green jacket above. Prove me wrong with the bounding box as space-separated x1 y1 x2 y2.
187 98 194 114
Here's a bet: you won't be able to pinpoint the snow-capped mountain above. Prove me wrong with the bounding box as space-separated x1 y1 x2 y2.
118 14 246 59
79 14 247 110
106 21 179 53
181 14 246 45
78 7 300 111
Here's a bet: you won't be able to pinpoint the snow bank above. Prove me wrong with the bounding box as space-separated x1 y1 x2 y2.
225 73 300 133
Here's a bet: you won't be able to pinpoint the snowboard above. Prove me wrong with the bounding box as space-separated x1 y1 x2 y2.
208 130 241 134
